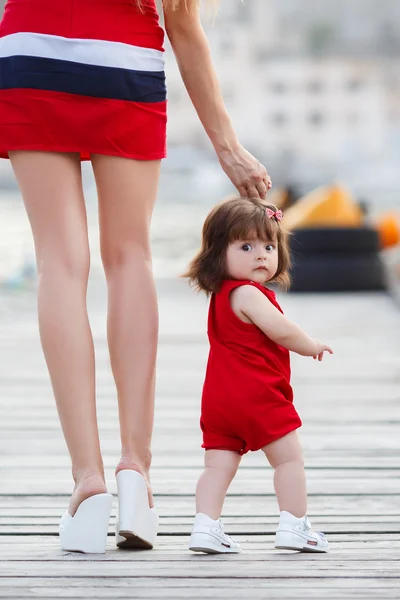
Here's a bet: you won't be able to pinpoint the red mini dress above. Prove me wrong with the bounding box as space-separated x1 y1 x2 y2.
201 280 302 455
0 0 167 160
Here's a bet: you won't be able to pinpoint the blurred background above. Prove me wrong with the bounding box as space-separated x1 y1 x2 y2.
0 0 400 290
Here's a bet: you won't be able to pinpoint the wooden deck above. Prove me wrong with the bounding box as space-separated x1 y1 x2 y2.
1 278 400 599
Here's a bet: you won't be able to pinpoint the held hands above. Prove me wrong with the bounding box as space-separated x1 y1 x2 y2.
217 143 272 200
311 339 333 362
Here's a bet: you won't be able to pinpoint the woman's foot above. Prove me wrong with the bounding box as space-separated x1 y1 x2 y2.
68 471 107 517
116 457 154 508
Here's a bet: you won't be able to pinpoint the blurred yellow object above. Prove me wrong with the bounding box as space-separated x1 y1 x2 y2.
374 212 400 249
266 187 287 209
283 184 363 230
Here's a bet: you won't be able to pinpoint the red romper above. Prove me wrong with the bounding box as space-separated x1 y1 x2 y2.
201 279 302 455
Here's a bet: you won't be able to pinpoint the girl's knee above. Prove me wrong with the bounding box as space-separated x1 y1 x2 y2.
205 450 241 478
263 433 304 469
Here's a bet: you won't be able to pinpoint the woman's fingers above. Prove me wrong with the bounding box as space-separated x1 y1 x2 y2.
238 184 248 197
217 144 272 199
255 180 268 199
264 176 272 190
246 183 261 199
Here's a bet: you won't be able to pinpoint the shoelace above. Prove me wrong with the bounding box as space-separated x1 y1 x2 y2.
302 517 326 540
216 520 235 544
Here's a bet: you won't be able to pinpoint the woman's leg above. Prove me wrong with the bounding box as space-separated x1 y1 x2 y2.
9 152 106 516
196 450 242 519
91 155 160 506
262 431 307 517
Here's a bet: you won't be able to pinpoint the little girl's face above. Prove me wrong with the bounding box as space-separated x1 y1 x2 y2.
226 237 279 284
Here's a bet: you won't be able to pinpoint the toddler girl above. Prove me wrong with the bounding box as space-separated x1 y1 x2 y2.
184 196 332 554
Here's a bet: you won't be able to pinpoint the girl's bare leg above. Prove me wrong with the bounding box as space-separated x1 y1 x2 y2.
195 450 242 519
262 431 307 517
91 155 160 506
9 151 106 516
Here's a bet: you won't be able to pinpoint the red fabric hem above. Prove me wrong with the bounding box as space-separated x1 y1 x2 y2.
202 422 302 456
0 89 167 161
247 423 303 454
0 146 167 161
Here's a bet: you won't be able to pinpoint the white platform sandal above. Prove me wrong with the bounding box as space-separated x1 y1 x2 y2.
59 493 113 554
116 470 159 549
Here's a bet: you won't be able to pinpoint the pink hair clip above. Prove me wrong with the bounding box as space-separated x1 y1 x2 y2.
266 208 283 222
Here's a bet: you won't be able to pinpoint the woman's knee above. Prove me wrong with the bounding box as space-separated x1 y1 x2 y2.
100 238 152 273
36 242 90 283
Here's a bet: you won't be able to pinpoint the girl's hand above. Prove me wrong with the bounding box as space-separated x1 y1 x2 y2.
217 143 272 199
312 340 333 362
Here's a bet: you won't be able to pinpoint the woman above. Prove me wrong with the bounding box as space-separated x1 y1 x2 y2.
0 0 271 553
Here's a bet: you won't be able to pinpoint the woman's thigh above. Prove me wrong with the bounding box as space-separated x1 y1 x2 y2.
9 151 89 273
90 155 161 267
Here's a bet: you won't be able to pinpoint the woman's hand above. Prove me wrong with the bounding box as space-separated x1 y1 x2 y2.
217 144 272 200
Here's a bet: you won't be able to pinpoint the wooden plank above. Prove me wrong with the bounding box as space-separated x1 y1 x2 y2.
1 454 400 468
1 523 399 536
0 578 399 600
0 474 399 495
1 534 400 551
1 560 399 577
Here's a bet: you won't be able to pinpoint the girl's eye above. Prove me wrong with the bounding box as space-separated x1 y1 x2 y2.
241 244 252 251
266 245 275 252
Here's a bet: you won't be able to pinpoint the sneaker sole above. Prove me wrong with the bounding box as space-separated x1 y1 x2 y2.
275 543 328 553
189 545 229 554
189 545 241 554
189 533 241 554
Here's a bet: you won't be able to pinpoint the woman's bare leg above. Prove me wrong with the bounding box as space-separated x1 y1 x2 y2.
9 151 106 516
91 155 160 506
196 450 242 519
262 431 307 517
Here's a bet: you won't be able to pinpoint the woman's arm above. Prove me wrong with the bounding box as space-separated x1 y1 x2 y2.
164 3 270 199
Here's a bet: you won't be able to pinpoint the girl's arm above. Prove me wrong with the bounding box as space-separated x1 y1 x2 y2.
164 3 270 199
230 285 333 358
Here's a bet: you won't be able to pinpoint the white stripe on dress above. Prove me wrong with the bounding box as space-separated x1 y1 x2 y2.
0 32 164 72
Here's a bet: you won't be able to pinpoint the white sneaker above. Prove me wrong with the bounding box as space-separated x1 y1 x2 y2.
275 511 329 553
189 513 242 554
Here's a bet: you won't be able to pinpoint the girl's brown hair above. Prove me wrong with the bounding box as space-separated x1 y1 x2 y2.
184 196 291 295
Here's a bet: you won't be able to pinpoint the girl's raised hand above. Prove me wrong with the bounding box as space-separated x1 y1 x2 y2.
312 340 333 362
217 143 272 200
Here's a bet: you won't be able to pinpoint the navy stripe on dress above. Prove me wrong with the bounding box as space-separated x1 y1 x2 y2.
0 56 166 102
